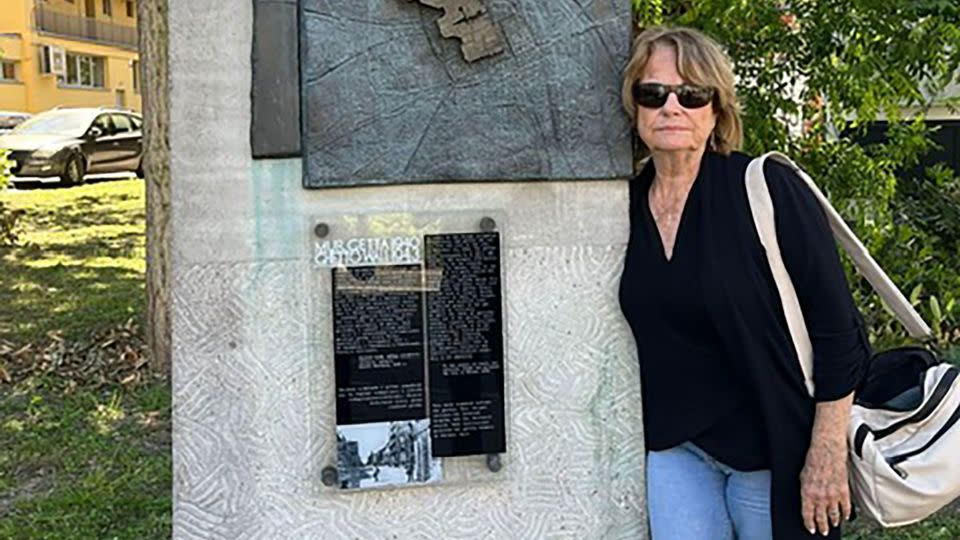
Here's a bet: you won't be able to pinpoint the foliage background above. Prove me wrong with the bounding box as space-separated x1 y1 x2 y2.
0 151 22 247
0 44 16 245
631 0 960 353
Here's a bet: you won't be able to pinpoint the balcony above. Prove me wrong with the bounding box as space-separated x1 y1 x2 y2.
35 4 138 50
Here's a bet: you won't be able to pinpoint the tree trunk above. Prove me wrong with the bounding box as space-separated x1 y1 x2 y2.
139 0 171 374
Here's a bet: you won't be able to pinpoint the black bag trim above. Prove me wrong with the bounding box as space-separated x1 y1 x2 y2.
874 368 959 440
853 367 958 458
886 397 960 467
854 423 870 460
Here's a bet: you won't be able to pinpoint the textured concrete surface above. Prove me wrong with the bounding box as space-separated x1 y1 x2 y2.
171 1 645 538
300 0 633 187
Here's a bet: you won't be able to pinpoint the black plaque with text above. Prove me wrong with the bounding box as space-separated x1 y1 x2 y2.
424 232 506 457
332 265 427 424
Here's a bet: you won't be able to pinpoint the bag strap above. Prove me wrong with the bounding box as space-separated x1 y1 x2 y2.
745 151 934 396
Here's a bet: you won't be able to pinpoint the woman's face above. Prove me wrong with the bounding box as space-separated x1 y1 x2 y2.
635 46 717 155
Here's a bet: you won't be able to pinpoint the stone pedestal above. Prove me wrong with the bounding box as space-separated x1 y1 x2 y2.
170 1 645 538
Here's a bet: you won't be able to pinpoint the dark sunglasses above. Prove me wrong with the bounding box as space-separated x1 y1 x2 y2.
632 82 716 109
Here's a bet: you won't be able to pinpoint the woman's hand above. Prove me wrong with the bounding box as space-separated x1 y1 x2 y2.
800 393 855 536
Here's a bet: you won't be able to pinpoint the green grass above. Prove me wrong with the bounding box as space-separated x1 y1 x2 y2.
0 379 171 540
846 510 960 539
0 180 145 343
0 180 168 539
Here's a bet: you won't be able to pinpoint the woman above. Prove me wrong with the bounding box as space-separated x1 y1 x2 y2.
617 27 871 539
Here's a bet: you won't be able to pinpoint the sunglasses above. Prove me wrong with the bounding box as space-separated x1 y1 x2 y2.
632 82 716 109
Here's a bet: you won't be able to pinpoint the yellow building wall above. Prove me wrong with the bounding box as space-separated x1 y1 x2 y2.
0 84 28 112
0 35 24 60
0 0 140 114
0 1 31 37
1 2 36 108
0 1 29 112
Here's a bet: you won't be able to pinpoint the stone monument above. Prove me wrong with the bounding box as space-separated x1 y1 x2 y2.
172 1 645 537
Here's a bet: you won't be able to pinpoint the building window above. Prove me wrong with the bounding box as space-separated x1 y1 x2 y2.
126 0 135 17
0 62 16 81
131 59 139 92
39 45 69 78
103 0 112 16
38 47 51 74
64 53 105 88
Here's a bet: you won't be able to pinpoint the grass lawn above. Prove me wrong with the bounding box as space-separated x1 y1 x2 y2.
846 510 960 539
0 180 145 344
0 179 170 539
0 379 171 539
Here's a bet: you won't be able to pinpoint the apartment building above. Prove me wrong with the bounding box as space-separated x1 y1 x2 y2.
0 0 140 114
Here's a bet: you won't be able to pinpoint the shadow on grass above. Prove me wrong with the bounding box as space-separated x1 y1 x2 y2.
24 197 144 232
0 380 171 539
10 176 140 192
0 261 143 342
0 181 145 343
14 230 144 260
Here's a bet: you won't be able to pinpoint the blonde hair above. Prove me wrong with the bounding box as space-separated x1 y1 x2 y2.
621 26 742 155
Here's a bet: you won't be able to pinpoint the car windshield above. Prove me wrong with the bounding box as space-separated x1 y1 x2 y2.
12 111 96 137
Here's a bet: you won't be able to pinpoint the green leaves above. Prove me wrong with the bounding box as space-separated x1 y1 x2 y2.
633 0 664 27
0 150 10 191
633 1 960 348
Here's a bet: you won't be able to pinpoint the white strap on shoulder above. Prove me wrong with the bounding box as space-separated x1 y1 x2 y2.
746 152 934 396
745 154 816 396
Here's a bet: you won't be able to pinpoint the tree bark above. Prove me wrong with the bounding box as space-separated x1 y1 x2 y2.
139 0 171 374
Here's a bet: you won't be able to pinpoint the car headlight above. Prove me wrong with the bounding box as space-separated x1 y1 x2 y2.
30 146 61 160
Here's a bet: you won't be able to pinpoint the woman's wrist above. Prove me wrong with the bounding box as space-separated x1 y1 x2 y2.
811 392 854 446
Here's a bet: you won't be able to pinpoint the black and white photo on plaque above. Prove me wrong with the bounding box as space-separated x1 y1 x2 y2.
336 420 442 489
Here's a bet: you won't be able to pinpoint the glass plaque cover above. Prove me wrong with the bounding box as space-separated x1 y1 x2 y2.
311 213 509 491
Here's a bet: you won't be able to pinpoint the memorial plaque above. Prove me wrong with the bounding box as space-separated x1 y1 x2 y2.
424 232 506 457
320 215 510 488
298 0 632 187
332 265 442 489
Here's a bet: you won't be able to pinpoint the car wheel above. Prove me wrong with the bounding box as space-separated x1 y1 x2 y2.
135 160 144 179
61 154 85 186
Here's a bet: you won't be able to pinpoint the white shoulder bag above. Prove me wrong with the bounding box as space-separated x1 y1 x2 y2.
746 151 960 527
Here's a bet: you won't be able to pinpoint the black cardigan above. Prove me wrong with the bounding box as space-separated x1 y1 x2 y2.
620 151 871 539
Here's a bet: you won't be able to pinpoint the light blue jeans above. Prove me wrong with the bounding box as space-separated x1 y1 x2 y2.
646 442 773 540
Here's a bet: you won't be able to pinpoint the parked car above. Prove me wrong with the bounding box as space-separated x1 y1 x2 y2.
0 107 143 186
0 111 31 134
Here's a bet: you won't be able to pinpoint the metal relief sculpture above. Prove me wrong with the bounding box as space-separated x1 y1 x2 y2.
291 1 631 187
407 0 504 62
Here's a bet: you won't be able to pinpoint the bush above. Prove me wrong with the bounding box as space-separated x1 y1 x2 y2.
0 149 9 187
634 1 960 349
0 150 23 246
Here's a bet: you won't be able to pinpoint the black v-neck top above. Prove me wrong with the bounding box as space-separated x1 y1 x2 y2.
619 151 870 474
624 156 769 470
